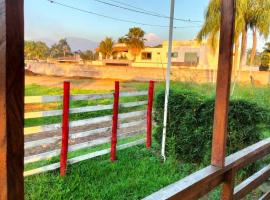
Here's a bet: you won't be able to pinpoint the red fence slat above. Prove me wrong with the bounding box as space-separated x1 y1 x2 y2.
147 80 154 149
60 81 70 176
111 81 120 161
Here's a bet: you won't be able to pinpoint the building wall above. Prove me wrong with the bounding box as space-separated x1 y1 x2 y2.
26 61 270 85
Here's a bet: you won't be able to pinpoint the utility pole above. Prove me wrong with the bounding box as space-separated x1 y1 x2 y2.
161 0 175 161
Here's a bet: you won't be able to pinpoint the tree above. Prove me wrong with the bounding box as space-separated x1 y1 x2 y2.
118 37 126 43
263 42 270 53
24 41 49 60
124 27 146 61
99 37 114 59
50 38 72 58
79 50 94 62
197 0 270 67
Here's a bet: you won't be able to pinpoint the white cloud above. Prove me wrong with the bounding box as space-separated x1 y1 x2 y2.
144 33 163 47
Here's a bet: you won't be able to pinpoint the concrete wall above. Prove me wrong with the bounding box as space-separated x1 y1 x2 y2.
26 62 270 85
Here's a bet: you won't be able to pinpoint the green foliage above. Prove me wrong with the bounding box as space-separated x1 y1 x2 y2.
124 27 146 60
154 89 270 164
99 37 114 59
50 38 72 58
25 41 50 60
79 50 95 62
25 145 183 200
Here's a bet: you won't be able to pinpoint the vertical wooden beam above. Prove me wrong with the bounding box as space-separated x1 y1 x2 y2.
211 0 236 167
0 0 24 199
221 169 235 200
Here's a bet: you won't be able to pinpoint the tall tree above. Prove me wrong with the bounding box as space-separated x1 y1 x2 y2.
246 0 270 65
25 41 49 60
124 27 146 61
79 50 94 62
99 37 114 59
197 0 270 67
50 38 72 58
264 42 270 52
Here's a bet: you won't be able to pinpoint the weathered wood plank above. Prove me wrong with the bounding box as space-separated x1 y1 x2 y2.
0 0 24 199
143 138 270 200
233 164 270 200
211 0 236 167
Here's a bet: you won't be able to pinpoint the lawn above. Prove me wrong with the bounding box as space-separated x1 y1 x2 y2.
24 81 270 200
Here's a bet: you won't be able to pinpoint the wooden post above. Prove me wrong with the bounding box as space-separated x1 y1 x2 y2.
0 0 25 199
146 80 154 149
60 81 70 176
211 0 236 167
221 169 235 200
110 81 119 161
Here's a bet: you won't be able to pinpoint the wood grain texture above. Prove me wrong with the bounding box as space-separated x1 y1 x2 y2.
0 0 24 199
211 0 236 167
221 169 235 200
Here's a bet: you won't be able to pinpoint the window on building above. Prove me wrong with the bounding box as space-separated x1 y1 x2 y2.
141 52 152 60
184 52 199 65
172 52 178 58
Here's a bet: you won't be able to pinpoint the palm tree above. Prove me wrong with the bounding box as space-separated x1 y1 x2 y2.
246 0 270 65
99 37 114 59
198 0 270 67
197 0 245 69
264 42 270 53
124 27 146 61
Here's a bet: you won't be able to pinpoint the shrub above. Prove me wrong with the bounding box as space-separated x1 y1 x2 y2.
154 89 270 165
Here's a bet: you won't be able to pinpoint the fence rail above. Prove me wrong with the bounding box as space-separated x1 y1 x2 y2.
143 138 270 200
24 81 154 177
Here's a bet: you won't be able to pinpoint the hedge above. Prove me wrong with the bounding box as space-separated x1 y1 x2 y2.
154 89 270 165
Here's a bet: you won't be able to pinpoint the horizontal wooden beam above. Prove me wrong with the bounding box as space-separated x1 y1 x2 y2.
143 138 270 200
233 164 270 200
259 191 270 200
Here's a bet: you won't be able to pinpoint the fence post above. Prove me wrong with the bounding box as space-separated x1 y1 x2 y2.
147 80 154 149
60 81 70 176
110 81 120 161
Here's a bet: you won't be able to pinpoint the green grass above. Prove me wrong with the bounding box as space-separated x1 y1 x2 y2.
24 81 270 200
25 145 187 200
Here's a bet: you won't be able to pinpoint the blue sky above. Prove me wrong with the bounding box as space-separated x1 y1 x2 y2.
25 0 268 50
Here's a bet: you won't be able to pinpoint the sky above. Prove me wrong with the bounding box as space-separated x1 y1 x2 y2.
25 0 268 50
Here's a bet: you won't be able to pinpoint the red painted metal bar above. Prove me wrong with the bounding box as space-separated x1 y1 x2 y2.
60 81 70 176
110 81 120 161
147 80 154 149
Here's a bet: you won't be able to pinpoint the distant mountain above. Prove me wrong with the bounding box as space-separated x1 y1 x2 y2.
66 37 98 52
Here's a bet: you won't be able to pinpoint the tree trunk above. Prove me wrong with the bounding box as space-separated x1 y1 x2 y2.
233 36 240 77
250 27 257 66
240 25 247 68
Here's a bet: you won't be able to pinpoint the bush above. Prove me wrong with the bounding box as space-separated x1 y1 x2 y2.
154 89 270 165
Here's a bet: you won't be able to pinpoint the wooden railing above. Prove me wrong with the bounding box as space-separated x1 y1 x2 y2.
143 138 270 200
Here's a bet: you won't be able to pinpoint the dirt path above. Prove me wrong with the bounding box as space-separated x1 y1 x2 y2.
25 74 137 92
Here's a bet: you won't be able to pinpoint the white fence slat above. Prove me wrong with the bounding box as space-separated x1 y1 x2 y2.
24 139 145 177
24 149 61 164
25 95 62 104
24 101 147 119
70 93 113 101
120 91 148 97
24 120 146 149
24 163 60 177
24 136 61 149
24 129 145 164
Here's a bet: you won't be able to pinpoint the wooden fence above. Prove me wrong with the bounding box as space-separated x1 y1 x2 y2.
24 81 154 177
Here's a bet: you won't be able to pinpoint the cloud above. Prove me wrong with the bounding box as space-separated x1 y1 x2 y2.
144 33 163 47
